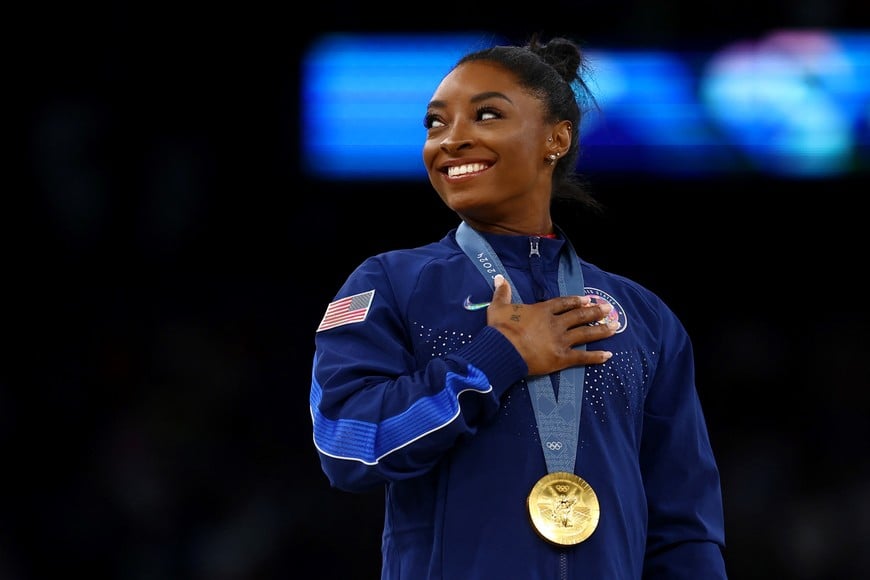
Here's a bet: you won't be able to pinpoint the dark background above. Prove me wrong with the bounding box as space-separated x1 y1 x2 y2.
12 2 870 579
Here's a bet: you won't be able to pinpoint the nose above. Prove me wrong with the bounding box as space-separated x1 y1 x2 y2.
440 123 473 154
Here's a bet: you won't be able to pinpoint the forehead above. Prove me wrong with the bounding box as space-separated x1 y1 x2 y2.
430 60 533 103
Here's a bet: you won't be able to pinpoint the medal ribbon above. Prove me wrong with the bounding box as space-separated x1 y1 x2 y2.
456 221 586 474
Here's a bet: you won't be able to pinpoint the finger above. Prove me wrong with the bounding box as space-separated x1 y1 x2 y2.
565 320 619 347
558 301 614 328
570 348 613 365
550 294 591 314
491 274 512 305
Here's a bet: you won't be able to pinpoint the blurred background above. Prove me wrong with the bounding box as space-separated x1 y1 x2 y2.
12 1 870 579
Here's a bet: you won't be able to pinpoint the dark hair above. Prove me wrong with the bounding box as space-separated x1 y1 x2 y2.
455 34 601 210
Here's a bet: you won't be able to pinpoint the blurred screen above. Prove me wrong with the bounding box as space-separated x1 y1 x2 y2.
301 31 870 180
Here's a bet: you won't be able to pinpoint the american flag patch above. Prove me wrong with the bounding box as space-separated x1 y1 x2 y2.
317 290 376 332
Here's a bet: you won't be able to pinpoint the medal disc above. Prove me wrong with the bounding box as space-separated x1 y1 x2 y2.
527 471 600 546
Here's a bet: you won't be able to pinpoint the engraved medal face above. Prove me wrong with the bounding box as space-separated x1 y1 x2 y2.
527 472 600 546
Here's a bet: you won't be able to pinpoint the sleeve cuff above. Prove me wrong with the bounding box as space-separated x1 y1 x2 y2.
457 326 528 396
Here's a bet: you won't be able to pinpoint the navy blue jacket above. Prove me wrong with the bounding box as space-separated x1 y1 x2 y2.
310 226 727 579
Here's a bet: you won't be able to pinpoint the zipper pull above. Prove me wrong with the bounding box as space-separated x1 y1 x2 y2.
528 236 547 302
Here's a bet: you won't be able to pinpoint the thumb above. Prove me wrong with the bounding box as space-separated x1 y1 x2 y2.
491 274 512 305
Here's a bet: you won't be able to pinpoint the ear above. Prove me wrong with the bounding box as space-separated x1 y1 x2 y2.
548 120 572 157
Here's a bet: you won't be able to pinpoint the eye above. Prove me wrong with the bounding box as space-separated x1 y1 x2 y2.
476 106 502 121
423 113 445 129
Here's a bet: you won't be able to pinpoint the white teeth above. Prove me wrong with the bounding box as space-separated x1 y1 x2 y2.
447 163 488 177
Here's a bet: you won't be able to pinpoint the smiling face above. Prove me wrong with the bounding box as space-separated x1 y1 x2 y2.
422 61 559 235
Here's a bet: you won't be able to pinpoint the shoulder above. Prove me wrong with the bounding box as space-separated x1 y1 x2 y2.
579 259 686 337
358 230 464 273
580 259 663 306
338 230 466 299
324 230 478 329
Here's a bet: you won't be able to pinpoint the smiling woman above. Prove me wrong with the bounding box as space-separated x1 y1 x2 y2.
308 34 727 580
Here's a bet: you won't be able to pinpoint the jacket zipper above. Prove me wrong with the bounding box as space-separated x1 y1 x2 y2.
529 236 547 303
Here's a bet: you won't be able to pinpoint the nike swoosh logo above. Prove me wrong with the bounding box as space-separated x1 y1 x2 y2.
463 295 491 311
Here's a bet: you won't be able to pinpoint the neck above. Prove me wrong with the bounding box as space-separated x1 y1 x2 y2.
461 216 554 237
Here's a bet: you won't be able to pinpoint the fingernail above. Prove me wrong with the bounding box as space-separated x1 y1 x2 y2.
494 274 505 287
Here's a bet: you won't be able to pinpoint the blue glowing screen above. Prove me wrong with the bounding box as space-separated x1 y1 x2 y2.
301 31 870 180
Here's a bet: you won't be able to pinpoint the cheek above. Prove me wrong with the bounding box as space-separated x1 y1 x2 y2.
502 129 544 159
422 140 438 168
502 142 543 173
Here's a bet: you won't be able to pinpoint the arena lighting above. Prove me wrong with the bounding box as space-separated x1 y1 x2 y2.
301 33 502 180
700 30 870 177
300 31 870 180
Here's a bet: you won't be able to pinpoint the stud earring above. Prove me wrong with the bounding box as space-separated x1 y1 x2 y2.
546 153 558 164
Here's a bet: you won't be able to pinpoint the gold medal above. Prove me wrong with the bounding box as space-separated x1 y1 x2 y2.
527 471 600 546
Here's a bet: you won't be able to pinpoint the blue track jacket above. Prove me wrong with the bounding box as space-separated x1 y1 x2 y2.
310 226 727 579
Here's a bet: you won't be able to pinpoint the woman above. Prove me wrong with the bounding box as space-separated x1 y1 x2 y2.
310 34 727 579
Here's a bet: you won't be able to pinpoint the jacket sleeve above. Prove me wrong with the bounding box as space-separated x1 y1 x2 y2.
640 303 728 578
309 256 528 493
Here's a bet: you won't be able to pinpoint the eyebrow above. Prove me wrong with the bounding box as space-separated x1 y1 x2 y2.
427 91 514 110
